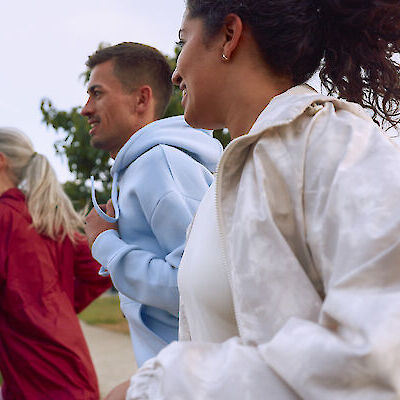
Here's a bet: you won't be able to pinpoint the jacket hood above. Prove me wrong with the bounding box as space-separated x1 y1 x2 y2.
111 115 221 176
91 115 222 227
0 188 30 220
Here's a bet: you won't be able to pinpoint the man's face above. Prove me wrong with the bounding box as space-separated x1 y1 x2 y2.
81 60 139 158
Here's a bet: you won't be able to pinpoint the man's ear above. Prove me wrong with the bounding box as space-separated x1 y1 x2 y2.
221 13 244 60
133 85 153 115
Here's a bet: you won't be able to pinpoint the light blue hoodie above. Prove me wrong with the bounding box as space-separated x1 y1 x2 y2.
91 116 222 366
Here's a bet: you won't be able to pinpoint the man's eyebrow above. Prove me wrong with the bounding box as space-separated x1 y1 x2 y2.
87 84 102 94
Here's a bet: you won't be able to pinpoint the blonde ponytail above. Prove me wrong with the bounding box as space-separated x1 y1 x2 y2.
0 128 84 243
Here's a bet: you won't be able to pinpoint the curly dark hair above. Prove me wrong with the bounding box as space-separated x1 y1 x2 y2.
186 0 400 129
86 42 172 119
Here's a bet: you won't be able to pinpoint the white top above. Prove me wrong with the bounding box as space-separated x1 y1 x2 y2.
178 182 238 342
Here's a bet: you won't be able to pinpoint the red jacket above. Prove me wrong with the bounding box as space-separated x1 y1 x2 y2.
0 189 111 400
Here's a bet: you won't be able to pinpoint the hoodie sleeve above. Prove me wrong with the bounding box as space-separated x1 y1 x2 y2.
91 145 214 316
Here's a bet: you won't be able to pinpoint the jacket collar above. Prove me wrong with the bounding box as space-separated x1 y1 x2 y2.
0 188 31 221
0 187 25 202
247 84 369 138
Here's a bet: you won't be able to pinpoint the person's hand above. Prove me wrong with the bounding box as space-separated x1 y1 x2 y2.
104 379 130 400
85 199 117 248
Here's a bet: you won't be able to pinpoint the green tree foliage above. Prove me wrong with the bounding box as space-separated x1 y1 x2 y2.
41 44 230 210
40 99 111 210
213 129 231 149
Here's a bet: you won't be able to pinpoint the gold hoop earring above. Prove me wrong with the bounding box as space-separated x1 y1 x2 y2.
222 54 229 62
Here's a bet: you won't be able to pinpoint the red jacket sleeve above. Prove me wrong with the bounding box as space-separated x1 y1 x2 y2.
0 208 12 285
72 233 112 313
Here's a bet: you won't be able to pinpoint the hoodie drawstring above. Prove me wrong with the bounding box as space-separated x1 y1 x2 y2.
90 174 120 223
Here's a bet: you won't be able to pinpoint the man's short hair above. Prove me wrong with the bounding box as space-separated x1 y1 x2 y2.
86 42 172 119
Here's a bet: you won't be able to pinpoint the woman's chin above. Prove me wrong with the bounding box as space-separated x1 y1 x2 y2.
183 110 221 131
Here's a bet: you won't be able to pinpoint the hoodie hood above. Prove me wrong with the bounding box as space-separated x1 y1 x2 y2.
111 115 221 176
91 115 222 225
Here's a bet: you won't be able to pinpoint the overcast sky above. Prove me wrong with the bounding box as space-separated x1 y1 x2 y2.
0 0 186 182
1 2 398 183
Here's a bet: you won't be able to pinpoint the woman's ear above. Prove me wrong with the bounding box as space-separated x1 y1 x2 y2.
221 13 244 60
0 152 15 191
0 153 8 170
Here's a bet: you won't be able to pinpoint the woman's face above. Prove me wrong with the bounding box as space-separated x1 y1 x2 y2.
172 11 226 130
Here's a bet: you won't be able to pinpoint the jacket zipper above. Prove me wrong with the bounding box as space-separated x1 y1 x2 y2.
214 142 245 338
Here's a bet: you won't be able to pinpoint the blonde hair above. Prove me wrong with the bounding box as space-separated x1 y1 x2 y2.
0 128 85 242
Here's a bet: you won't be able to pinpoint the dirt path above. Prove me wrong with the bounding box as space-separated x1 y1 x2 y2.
81 321 137 399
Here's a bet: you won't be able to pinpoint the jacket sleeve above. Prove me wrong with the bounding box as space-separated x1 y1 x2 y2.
127 338 299 400
125 109 400 399
261 110 400 398
72 234 112 313
0 208 11 285
91 149 212 317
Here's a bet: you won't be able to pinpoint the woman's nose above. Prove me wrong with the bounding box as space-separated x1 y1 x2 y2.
171 68 182 86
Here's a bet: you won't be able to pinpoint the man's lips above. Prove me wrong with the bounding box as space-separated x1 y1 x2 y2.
88 120 100 135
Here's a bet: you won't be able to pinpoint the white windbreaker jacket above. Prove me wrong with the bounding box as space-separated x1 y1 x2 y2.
127 85 400 399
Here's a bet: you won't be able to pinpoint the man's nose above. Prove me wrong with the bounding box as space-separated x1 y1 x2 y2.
80 99 93 116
